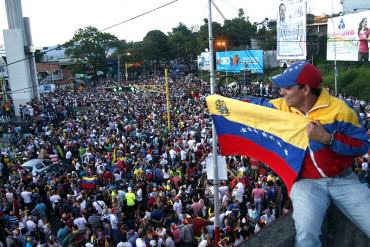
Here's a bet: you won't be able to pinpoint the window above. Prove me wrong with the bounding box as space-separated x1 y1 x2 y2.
35 162 44 169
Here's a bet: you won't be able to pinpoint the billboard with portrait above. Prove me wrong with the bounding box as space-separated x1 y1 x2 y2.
215 50 264 74
197 52 211 71
327 10 370 62
277 0 307 60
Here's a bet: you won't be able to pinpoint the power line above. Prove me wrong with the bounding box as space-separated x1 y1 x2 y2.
101 0 180 31
211 0 227 21
0 0 181 70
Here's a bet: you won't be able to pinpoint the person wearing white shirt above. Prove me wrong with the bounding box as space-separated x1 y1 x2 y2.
117 242 133 247
93 200 106 215
109 210 120 245
361 158 368 175
5 190 14 203
49 192 61 209
173 197 182 216
73 215 87 231
169 149 177 161
180 150 187 161
26 218 37 232
135 228 146 247
65 150 72 160
233 181 245 203
21 189 32 205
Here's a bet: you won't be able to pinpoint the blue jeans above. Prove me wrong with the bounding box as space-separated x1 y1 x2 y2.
290 171 370 247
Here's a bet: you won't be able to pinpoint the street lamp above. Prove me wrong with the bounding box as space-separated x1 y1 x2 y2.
217 41 227 76
125 52 131 81
117 52 131 82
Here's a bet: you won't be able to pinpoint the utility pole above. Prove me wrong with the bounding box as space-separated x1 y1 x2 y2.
208 0 220 245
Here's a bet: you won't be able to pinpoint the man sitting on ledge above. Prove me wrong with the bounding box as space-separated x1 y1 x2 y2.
267 61 370 246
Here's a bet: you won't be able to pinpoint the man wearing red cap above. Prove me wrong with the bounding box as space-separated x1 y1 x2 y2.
267 61 370 246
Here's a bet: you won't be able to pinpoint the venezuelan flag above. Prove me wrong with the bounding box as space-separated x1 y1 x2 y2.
80 176 97 190
207 95 310 191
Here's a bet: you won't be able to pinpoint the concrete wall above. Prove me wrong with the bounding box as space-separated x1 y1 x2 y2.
3 29 33 116
240 206 370 247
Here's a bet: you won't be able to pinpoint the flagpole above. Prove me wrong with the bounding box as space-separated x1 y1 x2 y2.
165 68 171 132
208 0 220 245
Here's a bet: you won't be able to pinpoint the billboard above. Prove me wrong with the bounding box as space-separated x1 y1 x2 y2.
215 50 264 74
327 10 370 62
342 0 370 15
197 52 211 71
277 0 307 60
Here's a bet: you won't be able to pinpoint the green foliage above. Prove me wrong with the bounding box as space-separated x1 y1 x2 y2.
64 26 120 74
168 23 197 61
222 17 256 48
321 64 370 100
340 66 370 100
142 30 170 61
197 19 223 54
257 26 277 50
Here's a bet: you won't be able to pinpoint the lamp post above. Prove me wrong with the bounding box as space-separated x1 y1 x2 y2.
117 52 131 83
217 41 227 76
209 1 221 244
125 52 131 81
328 15 338 96
329 0 339 96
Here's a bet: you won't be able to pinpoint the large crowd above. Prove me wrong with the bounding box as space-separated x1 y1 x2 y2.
0 75 369 247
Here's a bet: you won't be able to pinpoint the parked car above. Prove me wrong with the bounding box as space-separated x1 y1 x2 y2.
21 159 58 176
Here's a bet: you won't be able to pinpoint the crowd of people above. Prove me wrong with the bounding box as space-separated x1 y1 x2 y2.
0 75 369 247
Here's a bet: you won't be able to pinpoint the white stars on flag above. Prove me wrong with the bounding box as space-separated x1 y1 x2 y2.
239 127 288 157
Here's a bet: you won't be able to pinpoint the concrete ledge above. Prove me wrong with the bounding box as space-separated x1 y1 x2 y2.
238 213 295 247
239 206 370 247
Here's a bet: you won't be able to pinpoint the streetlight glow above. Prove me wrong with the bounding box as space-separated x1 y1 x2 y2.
217 41 227 76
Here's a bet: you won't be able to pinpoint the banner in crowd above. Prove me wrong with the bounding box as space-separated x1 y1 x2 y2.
197 52 211 71
206 95 310 192
327 10 370 61
277 0 307 60
215 50 264 74
80 176 97 189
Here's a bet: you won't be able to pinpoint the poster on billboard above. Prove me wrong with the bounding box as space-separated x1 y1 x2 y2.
327 10 370 62
197 52 211 71
215 50 264 74
277 0 307 60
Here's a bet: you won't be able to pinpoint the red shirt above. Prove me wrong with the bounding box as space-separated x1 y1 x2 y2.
193 217 207 237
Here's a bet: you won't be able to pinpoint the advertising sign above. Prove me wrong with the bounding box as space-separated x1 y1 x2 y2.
277 0 307 59
215 50 264 74
327 10 370 62
342 0 370 15
197 52 211 71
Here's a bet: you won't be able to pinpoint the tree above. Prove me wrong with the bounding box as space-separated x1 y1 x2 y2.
196 18 223 53
168 23 197 62
141 30 170 62
64 26 120 75
238 8 245 19
221 12 257 49
257 25 277 51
